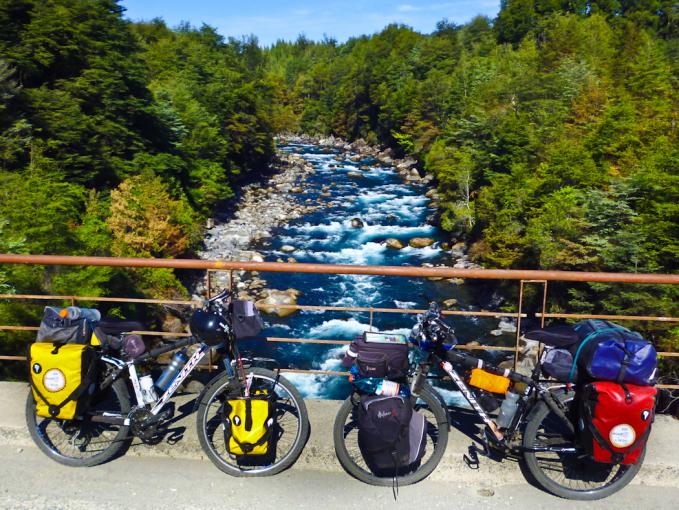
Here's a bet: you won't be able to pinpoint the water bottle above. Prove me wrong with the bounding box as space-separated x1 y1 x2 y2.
497 390 520 429
375 380 400 397
349 366 409 397
155 349 189 391
139 374 158 404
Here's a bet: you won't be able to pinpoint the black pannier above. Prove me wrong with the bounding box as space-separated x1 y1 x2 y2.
341 332 409 380
356 395 426 475
230 300 264 340
36 307 92 345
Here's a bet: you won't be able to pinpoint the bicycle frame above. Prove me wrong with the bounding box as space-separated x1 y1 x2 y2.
129 342 211 415
420 348 576 451
95 341 215 426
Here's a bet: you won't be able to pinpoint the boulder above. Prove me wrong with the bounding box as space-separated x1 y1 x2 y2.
442 298 458 309
255 288 301 318
351 217 364 228
385 238 405 249
280 245 296 253
408 237 435 248
162 314 185 335
347 171 363 178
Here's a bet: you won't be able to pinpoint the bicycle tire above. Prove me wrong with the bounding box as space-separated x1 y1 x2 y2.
333 385 448 486
196 368 309 477
26 378 132 467
522 389 644 500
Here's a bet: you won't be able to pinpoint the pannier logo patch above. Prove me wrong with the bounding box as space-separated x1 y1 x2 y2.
43 369 66 392
32 363 42 374
609 424 636 448
641 410 651 421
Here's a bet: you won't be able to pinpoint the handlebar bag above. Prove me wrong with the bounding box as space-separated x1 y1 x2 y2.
357 395 425 476
28 342 97 420
230 300 265 340
571 320 657 385
222 390 274 456
578 382 657 464
341 332 409 380
36 307 92 345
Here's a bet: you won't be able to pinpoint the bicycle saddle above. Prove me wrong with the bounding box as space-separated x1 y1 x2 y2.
97 318 146 336
523 325 579 348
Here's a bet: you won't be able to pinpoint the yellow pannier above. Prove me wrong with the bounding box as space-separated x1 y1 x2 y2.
29 343 97 420
223 390 274 456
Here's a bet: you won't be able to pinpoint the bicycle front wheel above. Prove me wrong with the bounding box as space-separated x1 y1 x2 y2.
196 368 309 477
26 378 132 467
522 390 643 500
333 385 449 486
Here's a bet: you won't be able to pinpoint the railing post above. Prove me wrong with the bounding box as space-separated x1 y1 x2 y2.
514 281 525 371
515 280 549 372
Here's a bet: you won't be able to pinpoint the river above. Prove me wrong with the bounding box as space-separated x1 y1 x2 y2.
215 141 515 401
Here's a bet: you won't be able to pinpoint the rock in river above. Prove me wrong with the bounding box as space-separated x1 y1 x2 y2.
408 237 435 248
280 245 296 253
385 238 405 249
255 288 302 318
351 217 364 228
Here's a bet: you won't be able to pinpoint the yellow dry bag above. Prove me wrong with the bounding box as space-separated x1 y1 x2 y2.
29 343 96 420
223 390 274 456
468 368 511 395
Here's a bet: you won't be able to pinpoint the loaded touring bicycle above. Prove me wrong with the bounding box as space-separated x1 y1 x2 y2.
334 302 658 500
26 289 309 476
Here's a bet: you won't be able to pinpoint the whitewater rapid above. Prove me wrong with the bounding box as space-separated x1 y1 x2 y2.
233 142 506 403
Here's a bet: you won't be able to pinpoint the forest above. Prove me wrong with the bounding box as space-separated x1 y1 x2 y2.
0 0 677 364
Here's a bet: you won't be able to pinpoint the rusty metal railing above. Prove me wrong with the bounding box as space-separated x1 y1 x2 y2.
0 254 677 388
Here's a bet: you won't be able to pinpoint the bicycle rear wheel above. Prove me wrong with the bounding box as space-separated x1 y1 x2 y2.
333 385 448 486
196 368 309 477
26 378 132 467
522 390 643 500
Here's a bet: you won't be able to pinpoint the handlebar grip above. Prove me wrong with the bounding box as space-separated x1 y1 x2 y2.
134 336 195 363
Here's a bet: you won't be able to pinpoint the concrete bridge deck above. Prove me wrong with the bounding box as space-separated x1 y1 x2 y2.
1 382 677 509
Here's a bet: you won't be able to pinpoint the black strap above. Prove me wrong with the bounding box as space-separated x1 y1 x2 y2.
616 345 632 385
245 398 253 431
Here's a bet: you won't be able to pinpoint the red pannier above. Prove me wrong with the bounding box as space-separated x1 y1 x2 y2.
579 382 657 465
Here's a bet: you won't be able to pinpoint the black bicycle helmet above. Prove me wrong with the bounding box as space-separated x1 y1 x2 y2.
189 308 230 346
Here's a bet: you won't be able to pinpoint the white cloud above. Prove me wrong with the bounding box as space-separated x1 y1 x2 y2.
397 4 420 12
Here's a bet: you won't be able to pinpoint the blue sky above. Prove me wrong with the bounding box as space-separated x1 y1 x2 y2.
122 1 501 46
